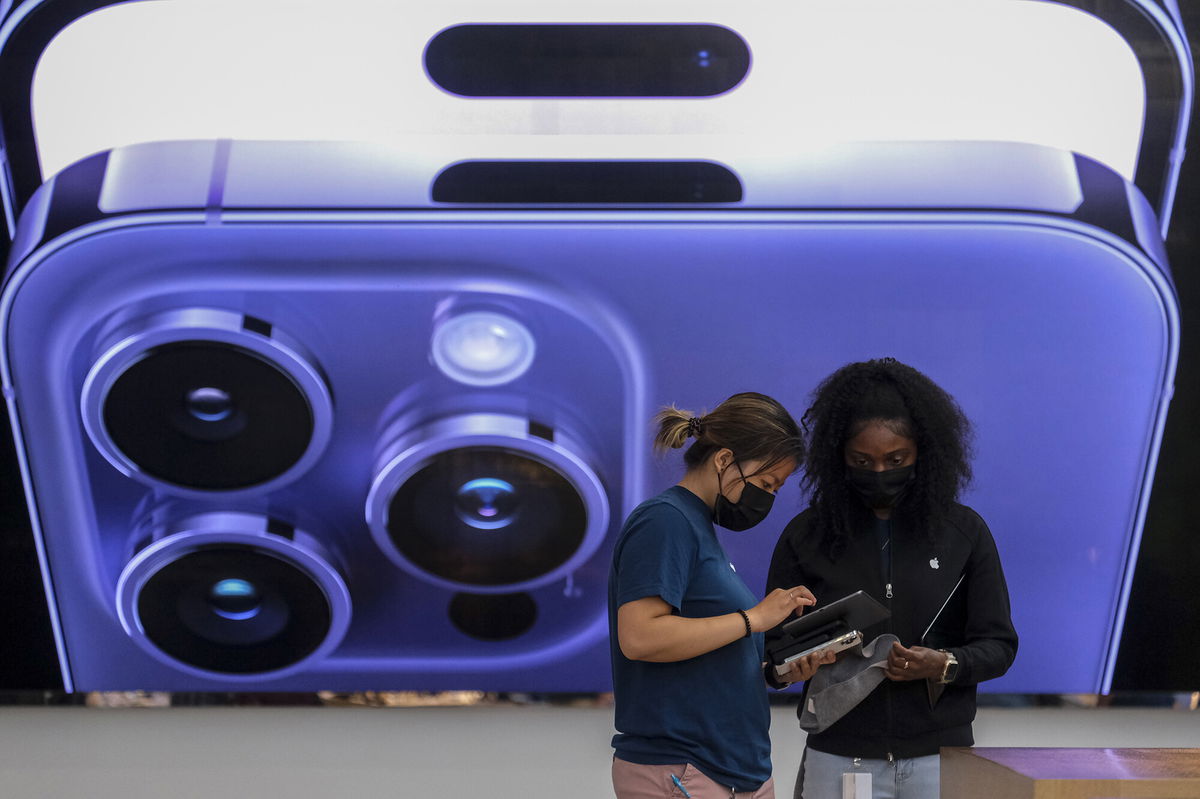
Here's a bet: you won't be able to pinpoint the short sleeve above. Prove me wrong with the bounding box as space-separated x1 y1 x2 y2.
613 503 698 611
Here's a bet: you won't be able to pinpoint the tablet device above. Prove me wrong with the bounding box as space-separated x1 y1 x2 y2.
766 590 890 673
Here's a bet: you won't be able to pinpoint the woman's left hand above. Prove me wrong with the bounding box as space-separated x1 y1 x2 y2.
884 642 946 681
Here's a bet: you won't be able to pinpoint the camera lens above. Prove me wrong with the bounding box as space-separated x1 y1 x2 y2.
455 477 519 530
101 341 310 488
209 578 261 620
136 545 330 674
186 387 235 423
368 413 609 592
83 309 333 494
118 513 351 678
386 447 586 587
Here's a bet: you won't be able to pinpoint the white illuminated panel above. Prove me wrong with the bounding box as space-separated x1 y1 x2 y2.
32 0 1145 180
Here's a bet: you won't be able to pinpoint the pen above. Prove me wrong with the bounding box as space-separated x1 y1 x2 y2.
670 773 692 798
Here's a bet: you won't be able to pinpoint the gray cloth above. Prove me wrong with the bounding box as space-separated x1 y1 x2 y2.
799 634 900 734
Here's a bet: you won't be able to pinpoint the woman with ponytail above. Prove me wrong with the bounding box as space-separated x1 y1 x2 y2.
609 392 834 799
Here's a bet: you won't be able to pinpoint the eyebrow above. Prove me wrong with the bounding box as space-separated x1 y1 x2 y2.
847 448 912 457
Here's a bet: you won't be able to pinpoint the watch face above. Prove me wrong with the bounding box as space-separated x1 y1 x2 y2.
942 653 959 683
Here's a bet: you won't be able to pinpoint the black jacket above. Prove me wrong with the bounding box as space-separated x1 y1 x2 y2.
765 503 1017 759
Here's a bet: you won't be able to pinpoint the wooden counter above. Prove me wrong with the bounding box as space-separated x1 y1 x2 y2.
941 747 1200 798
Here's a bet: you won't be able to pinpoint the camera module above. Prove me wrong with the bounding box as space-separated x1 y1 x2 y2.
82 309 333 493
117 512 351 677
367 413 609 592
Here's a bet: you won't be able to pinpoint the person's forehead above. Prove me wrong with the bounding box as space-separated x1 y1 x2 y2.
846 421 915 450
760 457 798 480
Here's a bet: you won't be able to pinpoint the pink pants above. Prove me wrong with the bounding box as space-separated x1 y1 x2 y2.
612 756 776 799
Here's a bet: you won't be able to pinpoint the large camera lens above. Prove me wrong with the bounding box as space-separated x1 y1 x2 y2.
118 513 350 678
368 414 608 592
142 547 324 670
389 448 585 586
82 309 332 493
103 341 310 487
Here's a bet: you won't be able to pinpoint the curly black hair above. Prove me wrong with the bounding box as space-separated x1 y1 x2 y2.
801 358 974 559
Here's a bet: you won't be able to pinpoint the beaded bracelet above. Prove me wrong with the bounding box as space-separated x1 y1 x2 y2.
737 609 753 638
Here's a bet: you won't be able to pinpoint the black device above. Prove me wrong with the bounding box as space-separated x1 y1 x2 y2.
767 590 890 677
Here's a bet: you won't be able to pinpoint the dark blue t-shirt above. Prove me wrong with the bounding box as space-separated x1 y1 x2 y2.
608 486 771 792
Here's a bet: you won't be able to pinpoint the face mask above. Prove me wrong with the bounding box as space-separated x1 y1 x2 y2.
846 464 915 510
713 462 776 531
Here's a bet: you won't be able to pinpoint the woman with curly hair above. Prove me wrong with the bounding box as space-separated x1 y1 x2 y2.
610 392 835 799
766 359 1017 799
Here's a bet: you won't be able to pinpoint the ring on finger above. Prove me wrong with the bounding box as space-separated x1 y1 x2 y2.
902 660 909 669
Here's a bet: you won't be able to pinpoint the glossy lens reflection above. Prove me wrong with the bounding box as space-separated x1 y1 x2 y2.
431 312 534 386
186 387 234 422
209 578 261 620
455 478 518 530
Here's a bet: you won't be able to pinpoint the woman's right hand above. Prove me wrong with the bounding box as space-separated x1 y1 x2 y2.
746 585 816 632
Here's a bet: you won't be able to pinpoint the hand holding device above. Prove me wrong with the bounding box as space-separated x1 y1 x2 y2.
766 590 890 678
775 636 850 681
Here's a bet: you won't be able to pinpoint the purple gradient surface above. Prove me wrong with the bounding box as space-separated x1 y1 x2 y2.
0 141 1176 692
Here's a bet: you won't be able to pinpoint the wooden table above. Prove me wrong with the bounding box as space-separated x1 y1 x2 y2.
941 747 1200 798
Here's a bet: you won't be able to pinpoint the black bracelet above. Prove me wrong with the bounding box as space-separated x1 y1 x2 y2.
737 609 753 638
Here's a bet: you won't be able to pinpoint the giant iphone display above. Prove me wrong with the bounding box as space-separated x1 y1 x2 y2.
0 1 1191 693
0 138 1178 692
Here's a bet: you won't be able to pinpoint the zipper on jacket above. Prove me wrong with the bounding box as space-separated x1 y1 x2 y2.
885 519 894 599
883 518 894 758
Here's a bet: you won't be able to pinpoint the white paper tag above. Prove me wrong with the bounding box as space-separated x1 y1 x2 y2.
842 772 871 799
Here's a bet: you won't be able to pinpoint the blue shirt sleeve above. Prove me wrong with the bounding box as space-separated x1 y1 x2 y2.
613 502 698 612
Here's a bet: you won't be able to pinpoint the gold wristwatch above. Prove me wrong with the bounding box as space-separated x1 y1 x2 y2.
937 649 959 684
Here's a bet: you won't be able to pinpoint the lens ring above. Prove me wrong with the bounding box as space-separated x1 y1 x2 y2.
116 513 351 680
81 309 332 496
390 448 584 586
366 413 609 593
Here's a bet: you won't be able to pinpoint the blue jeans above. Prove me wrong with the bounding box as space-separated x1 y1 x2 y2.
795 747 939 799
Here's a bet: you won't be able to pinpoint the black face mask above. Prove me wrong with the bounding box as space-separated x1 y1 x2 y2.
713 462 776 531
846 464 914 510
